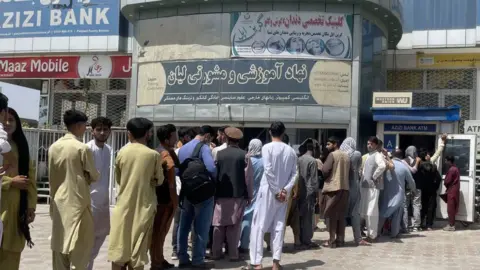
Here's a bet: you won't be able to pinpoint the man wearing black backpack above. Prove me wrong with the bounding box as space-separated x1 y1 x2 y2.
177 125 217 269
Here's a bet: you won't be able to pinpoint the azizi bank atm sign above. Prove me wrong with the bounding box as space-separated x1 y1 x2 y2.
0 0 120 38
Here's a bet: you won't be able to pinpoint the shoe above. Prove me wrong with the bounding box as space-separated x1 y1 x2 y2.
412 227 418 232
426 227 433 231
162 260 175 269
191 262 215 269
178 262 192 269
171 251 178 260
443 225 456 231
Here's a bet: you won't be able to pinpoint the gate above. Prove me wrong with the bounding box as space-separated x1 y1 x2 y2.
24 128 128 205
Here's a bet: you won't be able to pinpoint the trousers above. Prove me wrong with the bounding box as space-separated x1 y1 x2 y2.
150 202 176 267
403 190 422 228
421 191 437 228
212 222 242 259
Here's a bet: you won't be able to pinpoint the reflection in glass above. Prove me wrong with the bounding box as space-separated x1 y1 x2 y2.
442 139 471 176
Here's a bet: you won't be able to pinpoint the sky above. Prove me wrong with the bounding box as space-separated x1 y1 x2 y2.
0 81 40 121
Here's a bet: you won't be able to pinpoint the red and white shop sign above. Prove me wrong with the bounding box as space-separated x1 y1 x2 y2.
0 55 132 79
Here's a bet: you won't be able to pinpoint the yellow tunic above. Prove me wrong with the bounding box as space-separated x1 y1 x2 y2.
0 143 37 269
48 133 99 257
108 143 164 268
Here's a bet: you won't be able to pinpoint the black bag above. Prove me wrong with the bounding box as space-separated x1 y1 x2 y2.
179 143 215 205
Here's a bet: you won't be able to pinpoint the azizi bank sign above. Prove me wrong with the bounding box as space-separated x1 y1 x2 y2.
0 0 120 38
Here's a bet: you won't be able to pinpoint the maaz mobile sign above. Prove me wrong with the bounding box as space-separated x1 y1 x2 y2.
0 0 120 38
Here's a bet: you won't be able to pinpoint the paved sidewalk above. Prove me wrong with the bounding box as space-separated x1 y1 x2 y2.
19 205 480 270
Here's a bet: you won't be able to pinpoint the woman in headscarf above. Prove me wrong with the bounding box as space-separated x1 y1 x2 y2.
0 108 37 270
339 137 368 246
239 139 264 253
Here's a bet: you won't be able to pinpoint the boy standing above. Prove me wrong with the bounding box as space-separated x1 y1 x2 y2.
108 118 164 270
86 117 113 270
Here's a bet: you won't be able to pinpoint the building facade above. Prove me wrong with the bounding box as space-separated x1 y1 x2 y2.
387 0 480 133
0 0 133 128
122 0 403 147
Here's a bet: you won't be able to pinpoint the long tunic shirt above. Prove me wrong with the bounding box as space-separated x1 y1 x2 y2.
444 165 460 197
48 133 100 254
379 159 416 218
249 142 297 265
243 156 264 218
346 151 362 217
297 154 318 216
0 143 36 253
108 143 164 268
86 140 111 238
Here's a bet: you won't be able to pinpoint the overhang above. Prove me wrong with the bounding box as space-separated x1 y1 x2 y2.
371 105 462 122
120 0 403 49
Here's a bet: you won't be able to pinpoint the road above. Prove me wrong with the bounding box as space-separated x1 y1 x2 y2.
19 205 480 270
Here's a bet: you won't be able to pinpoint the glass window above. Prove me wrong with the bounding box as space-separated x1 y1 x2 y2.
442 139 471 176
404 0 477 32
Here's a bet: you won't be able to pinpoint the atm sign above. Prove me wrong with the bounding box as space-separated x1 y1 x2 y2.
384 124 436 133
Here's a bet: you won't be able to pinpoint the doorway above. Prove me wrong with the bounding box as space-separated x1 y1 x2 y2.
399 134 436 154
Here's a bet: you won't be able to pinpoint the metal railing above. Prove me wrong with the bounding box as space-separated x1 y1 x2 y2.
24 128 128 205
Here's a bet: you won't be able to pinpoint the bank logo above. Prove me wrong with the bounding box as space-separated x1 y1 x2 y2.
77 55 112 78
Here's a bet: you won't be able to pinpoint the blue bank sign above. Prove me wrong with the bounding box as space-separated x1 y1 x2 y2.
0 0 120 38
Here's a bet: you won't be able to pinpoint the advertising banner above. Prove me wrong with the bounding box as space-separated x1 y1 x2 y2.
230 12 353 60
137 59 352 106
417 53 480 68
0 55 131 78
0 0 121 38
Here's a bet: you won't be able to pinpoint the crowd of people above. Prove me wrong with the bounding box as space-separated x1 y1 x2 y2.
0 101 463 270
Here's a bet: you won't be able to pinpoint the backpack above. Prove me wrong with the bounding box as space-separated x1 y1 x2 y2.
179 143 215 205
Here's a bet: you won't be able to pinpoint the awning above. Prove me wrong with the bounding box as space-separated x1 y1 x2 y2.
371 105 461 122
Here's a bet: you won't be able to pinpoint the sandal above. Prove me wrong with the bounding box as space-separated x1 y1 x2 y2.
356 239 371 246
322 241 336 248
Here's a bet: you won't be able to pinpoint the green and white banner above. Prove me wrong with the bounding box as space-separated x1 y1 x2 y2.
230 12 353 60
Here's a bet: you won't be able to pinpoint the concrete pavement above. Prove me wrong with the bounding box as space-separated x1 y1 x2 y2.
19 205 480 270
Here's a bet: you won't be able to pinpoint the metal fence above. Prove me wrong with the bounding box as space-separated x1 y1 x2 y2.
25 128 129 205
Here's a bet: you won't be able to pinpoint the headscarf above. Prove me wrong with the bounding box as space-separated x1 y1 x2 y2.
340 137 356 157
405 145 418 159
247 139 263 157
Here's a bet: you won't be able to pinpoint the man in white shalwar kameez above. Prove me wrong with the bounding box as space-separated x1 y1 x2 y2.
245 122 297 270
86 117 113 270
359 137 390 242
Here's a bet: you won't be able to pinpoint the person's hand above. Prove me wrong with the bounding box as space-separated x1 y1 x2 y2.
416 157 422 164
209 142 216 150
441 133 448 142
11 175 29 190
27 208 35 224
276 189 287 202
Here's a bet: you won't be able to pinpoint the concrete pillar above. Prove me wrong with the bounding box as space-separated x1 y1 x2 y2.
349 7 363 143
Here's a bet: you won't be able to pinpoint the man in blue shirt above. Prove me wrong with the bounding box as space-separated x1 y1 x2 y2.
177 125 216 269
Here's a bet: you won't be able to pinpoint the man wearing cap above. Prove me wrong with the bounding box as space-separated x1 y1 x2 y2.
212 127 253 261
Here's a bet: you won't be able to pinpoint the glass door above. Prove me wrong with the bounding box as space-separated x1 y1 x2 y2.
437 134 477 223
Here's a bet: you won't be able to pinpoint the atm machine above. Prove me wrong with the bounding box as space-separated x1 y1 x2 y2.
371 105 477 223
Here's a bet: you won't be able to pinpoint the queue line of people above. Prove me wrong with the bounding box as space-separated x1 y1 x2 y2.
0 104 463 270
